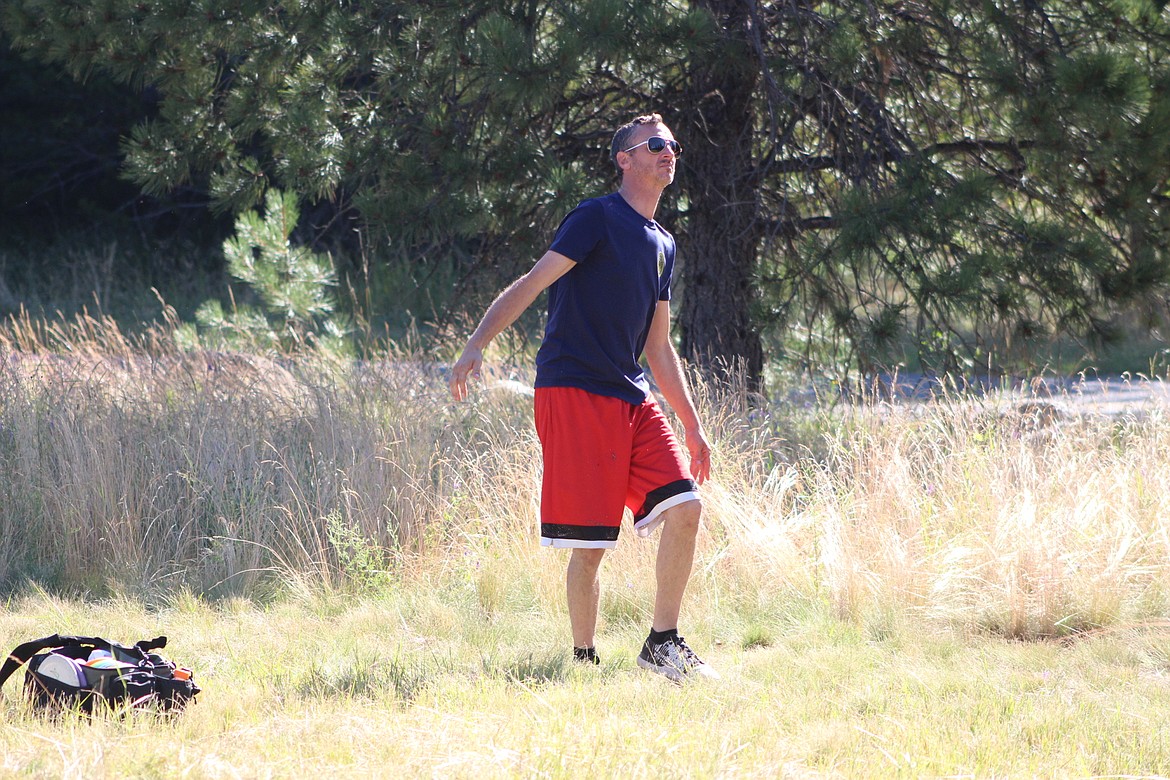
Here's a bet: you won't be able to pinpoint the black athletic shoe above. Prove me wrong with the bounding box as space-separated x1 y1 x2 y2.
573 646 600 665
636 634 720 682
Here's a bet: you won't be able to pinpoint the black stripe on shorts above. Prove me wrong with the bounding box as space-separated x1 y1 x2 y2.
633 478 699 524
540 523 620 543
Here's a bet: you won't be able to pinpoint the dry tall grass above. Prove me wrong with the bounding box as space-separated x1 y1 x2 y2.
696 381 1170 640
2 312 1169 642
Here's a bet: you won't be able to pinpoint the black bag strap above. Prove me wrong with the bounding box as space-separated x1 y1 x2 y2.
0 634 63 692
135 636 167 653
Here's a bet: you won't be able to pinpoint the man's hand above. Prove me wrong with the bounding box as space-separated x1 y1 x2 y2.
449 346 483 402
686 426 712 485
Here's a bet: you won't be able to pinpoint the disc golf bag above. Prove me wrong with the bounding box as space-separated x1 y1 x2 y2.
0 633 199 715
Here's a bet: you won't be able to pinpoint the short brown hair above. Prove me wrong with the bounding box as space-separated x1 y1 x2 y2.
610 114 665 171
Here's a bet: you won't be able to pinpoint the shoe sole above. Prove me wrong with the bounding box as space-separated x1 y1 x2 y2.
636 654 685 682
637 655 722 682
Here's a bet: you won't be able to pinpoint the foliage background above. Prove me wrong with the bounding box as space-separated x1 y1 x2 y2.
6 2 1170 382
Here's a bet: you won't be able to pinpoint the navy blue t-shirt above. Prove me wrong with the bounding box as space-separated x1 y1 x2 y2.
534 192 676 405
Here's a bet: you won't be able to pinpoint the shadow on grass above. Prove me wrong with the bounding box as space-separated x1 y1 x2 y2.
290 652 446 703
484 650 571 685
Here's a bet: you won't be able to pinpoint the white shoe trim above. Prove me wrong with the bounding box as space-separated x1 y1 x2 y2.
636 653 685 682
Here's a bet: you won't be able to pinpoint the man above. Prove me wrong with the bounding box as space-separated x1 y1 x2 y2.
448 114 718 682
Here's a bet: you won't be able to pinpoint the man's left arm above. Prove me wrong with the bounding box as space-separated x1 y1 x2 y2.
643 300 712 484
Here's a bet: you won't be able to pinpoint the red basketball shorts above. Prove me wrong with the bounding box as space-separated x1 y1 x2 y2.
534 386 700 549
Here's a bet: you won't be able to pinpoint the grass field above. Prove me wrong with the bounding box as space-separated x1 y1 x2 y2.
3 317 1170 777
3 591 1170 777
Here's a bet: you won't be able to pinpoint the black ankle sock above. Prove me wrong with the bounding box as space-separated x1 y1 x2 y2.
573 646 600 664
648 627 678 645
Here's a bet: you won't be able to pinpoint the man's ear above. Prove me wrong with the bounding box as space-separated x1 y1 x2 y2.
616 150 631 173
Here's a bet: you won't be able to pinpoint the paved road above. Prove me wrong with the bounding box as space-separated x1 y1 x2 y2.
864 373 1170 416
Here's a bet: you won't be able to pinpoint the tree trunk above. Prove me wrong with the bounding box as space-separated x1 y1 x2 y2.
675 0 765 389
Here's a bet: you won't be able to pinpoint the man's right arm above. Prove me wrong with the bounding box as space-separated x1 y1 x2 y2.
448 250 576 401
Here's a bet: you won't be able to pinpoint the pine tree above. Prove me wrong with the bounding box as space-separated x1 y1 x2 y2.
182 189 344 354
673 1 1170 379
7 1 1170 381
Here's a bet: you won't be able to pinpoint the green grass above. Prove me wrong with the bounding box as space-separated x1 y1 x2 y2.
3 591 1170 778
0 236 226 327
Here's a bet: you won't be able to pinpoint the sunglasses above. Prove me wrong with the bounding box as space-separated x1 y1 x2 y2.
622 136 682 156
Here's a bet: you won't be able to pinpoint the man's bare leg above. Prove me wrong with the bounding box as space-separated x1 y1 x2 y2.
567 548 606 648
652 499 702 631
637 499 718 680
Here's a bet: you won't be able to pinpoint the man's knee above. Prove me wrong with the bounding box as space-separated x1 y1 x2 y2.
569 547 606 572
664 498 702 533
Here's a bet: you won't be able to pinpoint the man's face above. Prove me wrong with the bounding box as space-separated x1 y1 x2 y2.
620 123 679 187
